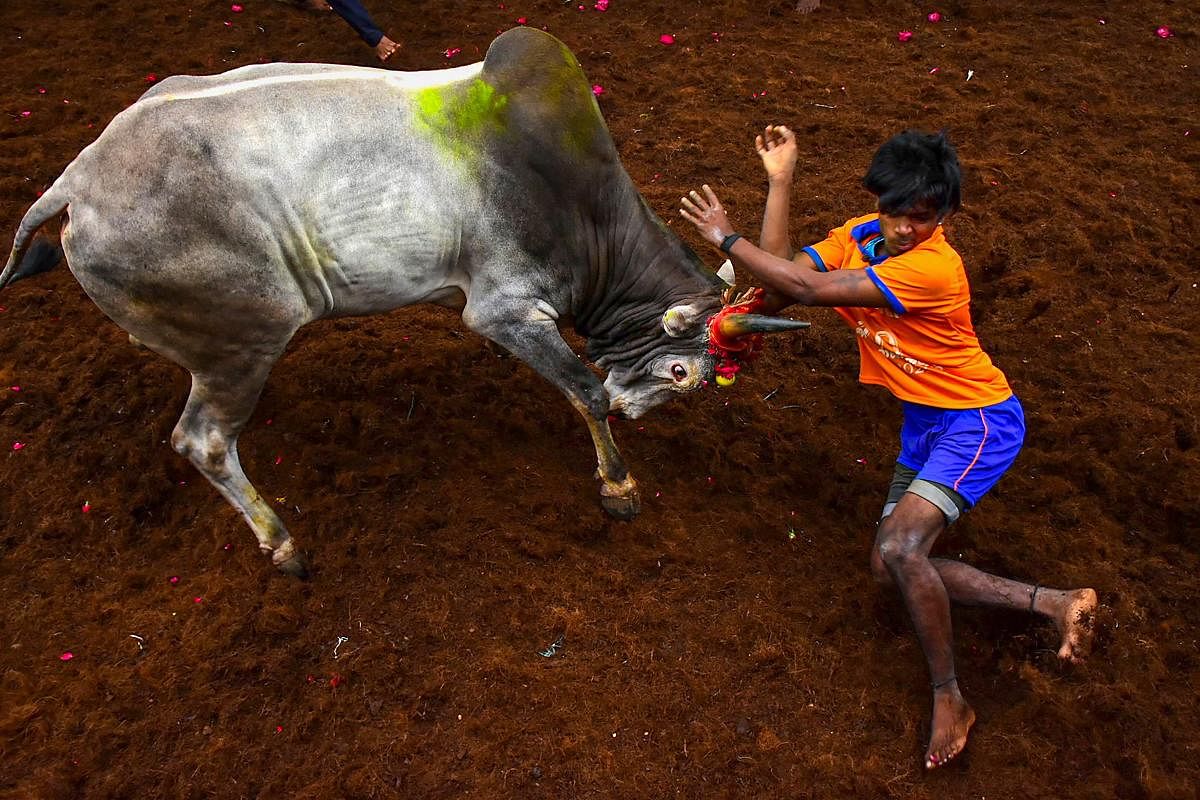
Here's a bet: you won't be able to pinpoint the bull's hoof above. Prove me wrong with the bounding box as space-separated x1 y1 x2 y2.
600 478 641 520
271 540 309 579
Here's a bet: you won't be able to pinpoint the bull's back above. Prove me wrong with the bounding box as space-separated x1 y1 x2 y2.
62 61 495 320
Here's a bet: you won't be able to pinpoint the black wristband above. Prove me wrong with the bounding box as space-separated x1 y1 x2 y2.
719 233 743 253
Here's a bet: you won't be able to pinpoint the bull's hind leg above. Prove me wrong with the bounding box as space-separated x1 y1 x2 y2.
171 358 307 577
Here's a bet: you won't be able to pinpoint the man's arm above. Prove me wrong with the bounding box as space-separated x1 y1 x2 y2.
756 126 798 259
681 184 889 309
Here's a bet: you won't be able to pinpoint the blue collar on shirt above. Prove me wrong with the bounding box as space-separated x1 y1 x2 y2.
850 218 891 266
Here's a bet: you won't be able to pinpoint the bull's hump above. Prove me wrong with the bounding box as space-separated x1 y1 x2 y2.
481 28 612 158
137 61 485 105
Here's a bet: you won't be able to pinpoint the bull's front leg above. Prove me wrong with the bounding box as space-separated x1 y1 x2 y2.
462 300 640 520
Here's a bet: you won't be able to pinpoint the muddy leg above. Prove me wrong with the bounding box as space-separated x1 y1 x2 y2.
171 359 307 577
462 298 639 519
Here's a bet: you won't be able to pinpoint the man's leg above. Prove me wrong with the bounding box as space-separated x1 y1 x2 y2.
873 492 974 770
929 560 1098 662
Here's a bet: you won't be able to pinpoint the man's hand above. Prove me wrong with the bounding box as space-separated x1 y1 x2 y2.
679 184 734 247
755 125 798 184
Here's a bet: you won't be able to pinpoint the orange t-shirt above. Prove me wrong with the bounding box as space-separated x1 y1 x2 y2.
801 214 1012 409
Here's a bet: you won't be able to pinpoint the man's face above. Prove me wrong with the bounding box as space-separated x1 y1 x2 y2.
878 202 941 256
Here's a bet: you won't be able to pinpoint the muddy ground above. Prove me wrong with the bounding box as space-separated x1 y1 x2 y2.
1 1 1198 797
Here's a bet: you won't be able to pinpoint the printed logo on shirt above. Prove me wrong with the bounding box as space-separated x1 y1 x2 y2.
854 321 938 376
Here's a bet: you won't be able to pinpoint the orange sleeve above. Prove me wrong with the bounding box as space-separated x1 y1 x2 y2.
866 249 960 314
801 221 851 272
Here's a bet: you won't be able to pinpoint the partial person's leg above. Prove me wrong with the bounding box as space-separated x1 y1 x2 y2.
326 0 399 60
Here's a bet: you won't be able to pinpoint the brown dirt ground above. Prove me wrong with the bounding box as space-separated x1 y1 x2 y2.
2 1 1198 797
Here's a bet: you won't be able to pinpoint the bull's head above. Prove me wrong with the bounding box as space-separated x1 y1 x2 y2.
601 288 808 419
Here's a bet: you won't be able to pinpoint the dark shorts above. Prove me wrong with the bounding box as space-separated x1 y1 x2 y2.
880 395 1025 524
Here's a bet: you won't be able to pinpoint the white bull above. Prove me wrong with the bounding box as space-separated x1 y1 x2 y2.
3 28 804 575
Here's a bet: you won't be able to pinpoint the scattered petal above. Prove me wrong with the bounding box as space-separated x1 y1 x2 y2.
592 84 604 95
659 33 675 45
274 455 283 465
81 501 91 513
444 47 462 58
10 386 20 392
516 16 527 25
37 87 47 94
275 725 283 733
897 30 914 42
169 575 180 584
1156 26 1173 38
145 73 158 83
223 543 233 551
193 596 203 604
60 651 74 661
231 3 244 11
928 66 941 74
20 110 31 118
12 442 25 451
855 458 868 465
329 673 344 688
224 20 233 27
927 11 942 23
594 0 608 10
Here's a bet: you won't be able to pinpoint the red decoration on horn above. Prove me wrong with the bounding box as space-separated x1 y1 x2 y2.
705 287 766 381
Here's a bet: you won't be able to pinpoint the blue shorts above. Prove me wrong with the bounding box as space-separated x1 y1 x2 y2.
893 395 1025 515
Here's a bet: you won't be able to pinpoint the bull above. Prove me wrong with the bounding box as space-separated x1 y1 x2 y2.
2 28 805 575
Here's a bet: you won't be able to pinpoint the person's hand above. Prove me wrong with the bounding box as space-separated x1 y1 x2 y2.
755 125 797 183
679 185 734 248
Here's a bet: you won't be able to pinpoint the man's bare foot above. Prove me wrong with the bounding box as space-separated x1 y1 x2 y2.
796 0 820 12
375 35 400 61
1051 588 1098 663
926 684 975 770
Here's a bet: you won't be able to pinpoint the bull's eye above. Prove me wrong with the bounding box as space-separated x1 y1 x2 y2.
671 364 688 381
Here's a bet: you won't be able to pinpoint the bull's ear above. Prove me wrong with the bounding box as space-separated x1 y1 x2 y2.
662 303 706 337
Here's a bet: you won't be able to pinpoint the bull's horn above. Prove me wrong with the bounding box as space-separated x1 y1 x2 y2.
718 313 811 338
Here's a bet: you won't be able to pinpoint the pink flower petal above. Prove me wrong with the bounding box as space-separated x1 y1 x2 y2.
169 575 180 584
145 73 158 83
659 34 675 45
231 4 244 11
897 30 914 42
591 84 604 95
19 110 31 118
927 12 942 23
11 442 24 451
81 501 91 513
1156 26 1173 38
516 17 527 25
60 652 74 661
10 386 20 392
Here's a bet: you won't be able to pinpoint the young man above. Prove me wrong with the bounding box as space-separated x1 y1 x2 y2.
680 127 1098 770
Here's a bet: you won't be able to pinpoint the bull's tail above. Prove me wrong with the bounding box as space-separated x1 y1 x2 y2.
1 182 70 289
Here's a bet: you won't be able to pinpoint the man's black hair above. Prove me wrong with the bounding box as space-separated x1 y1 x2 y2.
862 130 962 217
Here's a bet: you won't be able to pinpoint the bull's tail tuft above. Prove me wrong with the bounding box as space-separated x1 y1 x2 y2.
1 181 70 289
2 240 64 288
